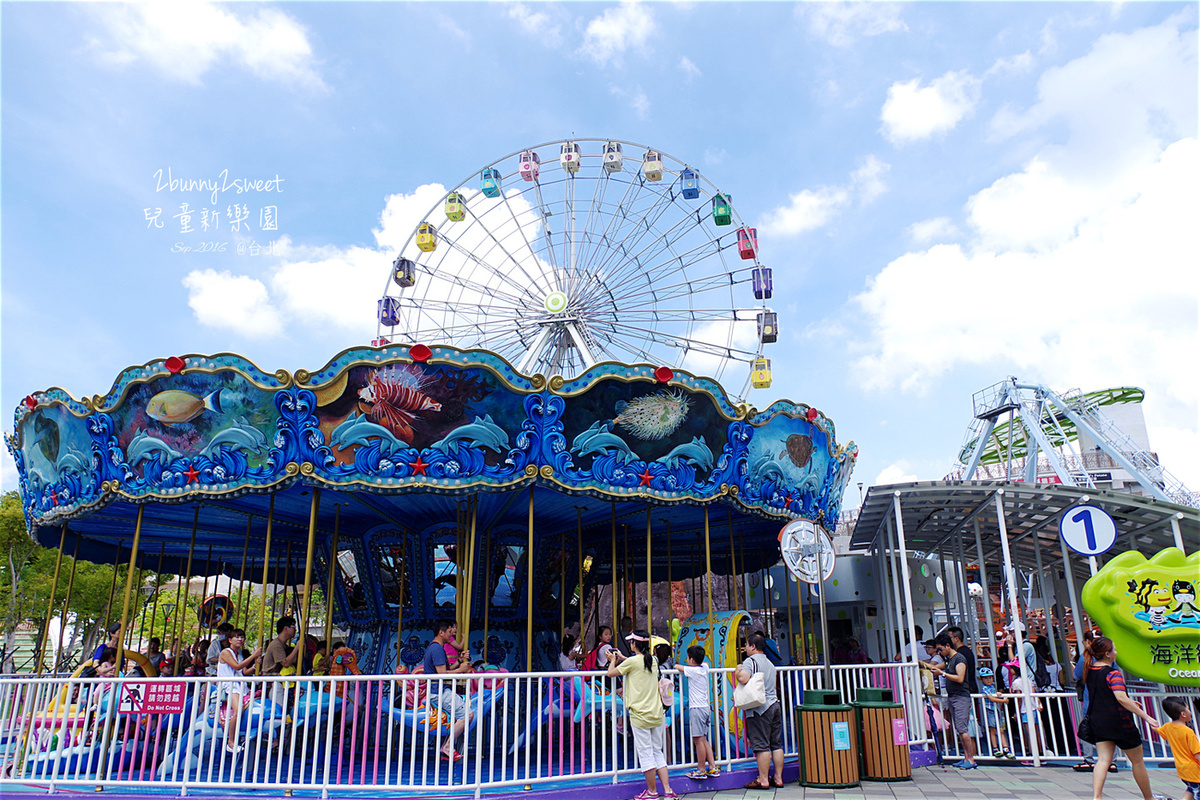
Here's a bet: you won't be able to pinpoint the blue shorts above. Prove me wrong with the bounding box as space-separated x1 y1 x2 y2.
689 707 710 738
1181 779 1200 797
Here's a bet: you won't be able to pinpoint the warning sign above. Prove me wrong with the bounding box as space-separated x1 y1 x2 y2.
118 681 187 714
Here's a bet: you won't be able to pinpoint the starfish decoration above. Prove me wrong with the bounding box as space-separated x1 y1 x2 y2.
183 464 201 484
411 455 429 476
638 467 653 486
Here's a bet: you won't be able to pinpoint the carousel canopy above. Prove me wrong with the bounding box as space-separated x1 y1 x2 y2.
7 346 858 583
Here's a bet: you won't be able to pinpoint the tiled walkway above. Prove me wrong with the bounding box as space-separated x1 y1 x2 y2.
694 763 1183 799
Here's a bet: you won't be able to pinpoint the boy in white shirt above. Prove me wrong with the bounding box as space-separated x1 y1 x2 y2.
677 645 719 780
1008 664 1042 758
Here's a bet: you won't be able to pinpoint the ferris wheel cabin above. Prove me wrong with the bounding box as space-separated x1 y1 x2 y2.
602 140 623 172
712 194 732 225
681 168 700 200
642 150 663 181
750 357 772 389
391 256 416 289
444 191 465 222
377 296 401 327
737 227 758 260
560 141 581 173
480 167 502 197
416 222 437 252
757 310 778 343
518 150 540 182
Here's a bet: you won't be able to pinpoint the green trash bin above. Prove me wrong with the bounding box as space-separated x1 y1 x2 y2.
852 687 912 782
795 691 860 788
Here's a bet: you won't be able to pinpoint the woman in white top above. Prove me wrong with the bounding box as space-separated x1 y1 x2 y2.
218 628 261 755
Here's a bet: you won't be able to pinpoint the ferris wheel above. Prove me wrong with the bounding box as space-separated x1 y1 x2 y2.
375 138 776 399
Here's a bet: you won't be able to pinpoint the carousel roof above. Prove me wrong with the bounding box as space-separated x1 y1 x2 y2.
7 345 858 581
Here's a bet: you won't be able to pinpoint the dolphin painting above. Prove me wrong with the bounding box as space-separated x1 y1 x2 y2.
200 418 268 458
127 430 183 466
749 454 786 483
659 436 713 470
330 412 406 453
571 420 612 453
577 431 637 463
429 414 511 454
55 448 90 474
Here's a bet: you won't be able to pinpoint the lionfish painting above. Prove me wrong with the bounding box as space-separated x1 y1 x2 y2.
357 366 442 443
613 390 691 440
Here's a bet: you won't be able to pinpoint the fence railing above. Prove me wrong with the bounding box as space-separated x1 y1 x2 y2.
928 688 1200 766
0 663 927 794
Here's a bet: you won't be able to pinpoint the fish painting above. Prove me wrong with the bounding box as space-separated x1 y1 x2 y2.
358 367 442 443
779 434 813 469
146 389 223 425
613 390 691 440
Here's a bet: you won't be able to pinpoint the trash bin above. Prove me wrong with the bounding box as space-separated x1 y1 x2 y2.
795 690 860 788
852 687 912 782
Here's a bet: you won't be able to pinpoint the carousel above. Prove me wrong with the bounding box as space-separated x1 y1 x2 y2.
2 140 861 797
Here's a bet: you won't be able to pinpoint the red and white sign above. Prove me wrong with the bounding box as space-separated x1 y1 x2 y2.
118 681 187 714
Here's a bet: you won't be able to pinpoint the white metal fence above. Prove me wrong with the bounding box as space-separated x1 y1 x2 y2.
0 663 927 795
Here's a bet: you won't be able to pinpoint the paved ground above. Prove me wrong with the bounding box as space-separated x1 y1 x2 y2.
689 763 1184 799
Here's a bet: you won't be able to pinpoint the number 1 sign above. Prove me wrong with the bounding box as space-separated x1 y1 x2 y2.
1059 505 1118 556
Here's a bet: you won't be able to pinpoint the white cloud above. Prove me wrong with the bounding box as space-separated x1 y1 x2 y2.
577 2 655 67
985 51 1035 78
758 155 890 236
679 56 701 80
89 3 325 91
609 85 651 119
880 70 981 145
906 217 960 245
703 147 727 166
875 461 918 486
0 448 18 493
805 2 907 47
182 269 285 336
507 3 564 47
851 155 890 204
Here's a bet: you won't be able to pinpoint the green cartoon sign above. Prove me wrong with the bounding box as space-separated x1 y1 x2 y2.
1081 547 1200 687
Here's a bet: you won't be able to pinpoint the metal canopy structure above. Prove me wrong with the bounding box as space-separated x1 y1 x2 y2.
851 480 1199 575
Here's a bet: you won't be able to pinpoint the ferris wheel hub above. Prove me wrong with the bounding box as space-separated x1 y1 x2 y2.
544 291 568 314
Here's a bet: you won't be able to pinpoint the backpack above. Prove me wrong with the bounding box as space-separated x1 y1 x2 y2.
1032 654 1051 689
581 645 602 673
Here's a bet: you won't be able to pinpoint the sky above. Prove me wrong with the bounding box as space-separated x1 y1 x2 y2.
2 1 1197 509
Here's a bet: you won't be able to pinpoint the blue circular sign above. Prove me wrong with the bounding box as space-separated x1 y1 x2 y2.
1059 505 1118 556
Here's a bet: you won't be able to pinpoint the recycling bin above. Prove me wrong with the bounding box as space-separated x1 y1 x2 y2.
795 690 860 788
853 687 912 781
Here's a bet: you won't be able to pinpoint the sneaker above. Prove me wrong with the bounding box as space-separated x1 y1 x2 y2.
686 770 709 780
706 767 721 777
1002 749 1016 760
954 760 978 770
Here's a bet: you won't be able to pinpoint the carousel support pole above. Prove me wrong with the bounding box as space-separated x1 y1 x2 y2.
784 560 796 664
176 508 199 671
796 572 807 666
623 522 630 628
482 521 491 662
526 485 535 673
280 541 293 618
462 496 478 651
727 509 738 610
148 542 166 646
559 524 566 641
35 525 68 674
56 538 81 672
645 506 652 633
577 508 585 647
665 519 673 644
324 504 341 659
455 500 465 640
298 489 322 675
611 503 618 642
236 520 250 628
396 537 407 668
703 506 715 662
115 506 145 681
197 544 213 646
104 542 123 630
258 497 275 669
126 562 143 652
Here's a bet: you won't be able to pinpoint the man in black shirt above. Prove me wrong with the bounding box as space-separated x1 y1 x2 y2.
947 626 978 694
933 634 978 769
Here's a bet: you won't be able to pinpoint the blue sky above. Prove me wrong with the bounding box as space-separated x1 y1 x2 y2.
2 1 1197 504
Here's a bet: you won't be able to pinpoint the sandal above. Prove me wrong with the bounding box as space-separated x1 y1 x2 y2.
441 750 463 761
743 779 771 789
633 791 659 800
772 779 785 787
1072 761 1094 772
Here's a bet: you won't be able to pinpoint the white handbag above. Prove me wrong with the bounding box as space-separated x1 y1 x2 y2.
734 662 767 711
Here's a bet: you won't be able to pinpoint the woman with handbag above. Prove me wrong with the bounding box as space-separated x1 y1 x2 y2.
736 633 783 789
1080 637 1158 800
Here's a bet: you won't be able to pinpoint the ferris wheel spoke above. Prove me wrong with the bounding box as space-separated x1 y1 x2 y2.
594 317 759 361
574 228 733 310
530 180 562 281
434 231 543 304
496 185 560 295
570 172 660 291
568 169 609 298
463 202 558 298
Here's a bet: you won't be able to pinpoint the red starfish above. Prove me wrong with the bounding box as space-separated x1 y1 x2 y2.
784 492 792 506
638 468 653 486
410 456 428 476
50 489 58 505
183 464 201 484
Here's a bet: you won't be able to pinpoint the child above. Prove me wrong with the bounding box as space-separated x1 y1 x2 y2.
1007 663 1042 758
677 645 719 780
978 667 1015 759
606 630 678 800
1155 696 1200 800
